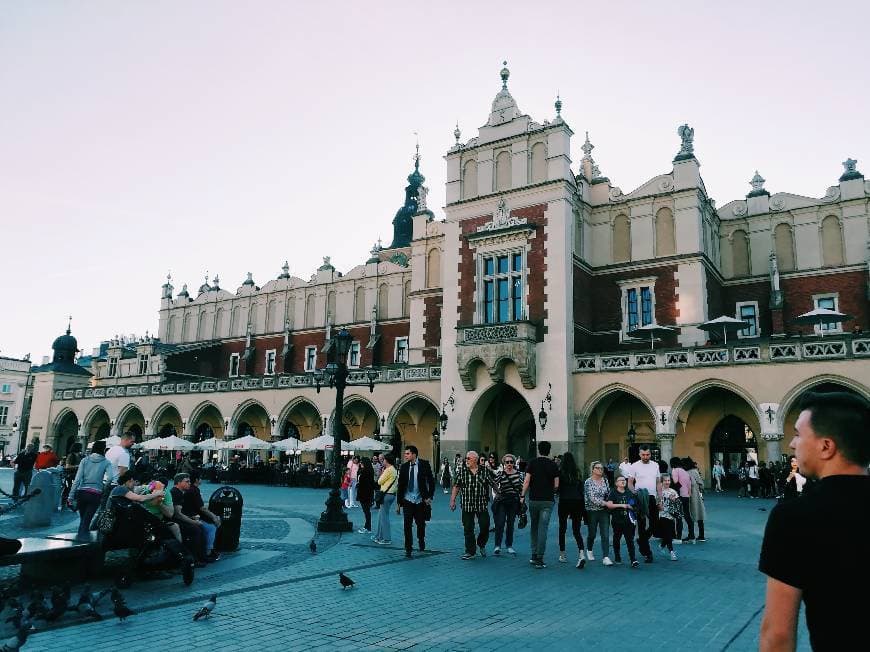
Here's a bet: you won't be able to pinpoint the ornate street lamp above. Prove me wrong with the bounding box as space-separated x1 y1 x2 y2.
439 408 448 433
315 328 376 533
538 401 548 430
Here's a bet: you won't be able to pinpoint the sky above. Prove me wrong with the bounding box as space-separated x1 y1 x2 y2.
1 1 868 362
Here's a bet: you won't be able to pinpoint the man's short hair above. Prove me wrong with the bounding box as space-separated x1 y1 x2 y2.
639 444 651 452
537 440 551 456
404 445 418 456
189 471 201 484
173 472 190 484
118 470 135 484
120 432 134 441
43 445 52 450
798 391 870 467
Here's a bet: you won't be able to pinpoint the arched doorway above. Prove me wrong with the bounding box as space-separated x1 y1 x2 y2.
118 405 145 443
343 397 380 442
389 394 440 461
153 404 183 438
189 402 225 443
709 414 759 486
468 384 535 461
53 410 79 456
83 407 111 444
278 399 323 463
583 389 657 469
233 401 270 441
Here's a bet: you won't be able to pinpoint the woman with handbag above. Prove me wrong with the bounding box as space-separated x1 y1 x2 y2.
69 440 112 541
373 453 397 544
492 454 523 556
685 457 707 542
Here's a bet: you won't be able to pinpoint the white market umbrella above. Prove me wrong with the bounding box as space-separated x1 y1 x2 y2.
698 315 752 345
627 323 677 350
224 434 272 451
142 435 195 451
792 308 852 337
194 437 226 451
299 434 344 451
348 436 390 451
271 437 302 452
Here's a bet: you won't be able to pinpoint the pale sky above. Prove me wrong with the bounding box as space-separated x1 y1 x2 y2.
1 1 868 362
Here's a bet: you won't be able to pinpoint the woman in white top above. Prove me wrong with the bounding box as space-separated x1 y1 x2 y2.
712 461 725 492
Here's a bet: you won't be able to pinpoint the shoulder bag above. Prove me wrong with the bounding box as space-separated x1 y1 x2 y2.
374 474 397 504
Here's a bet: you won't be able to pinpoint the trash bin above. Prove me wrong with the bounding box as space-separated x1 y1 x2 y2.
208 486 243 552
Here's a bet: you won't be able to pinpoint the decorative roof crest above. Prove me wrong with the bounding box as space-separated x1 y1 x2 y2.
476 197 529 233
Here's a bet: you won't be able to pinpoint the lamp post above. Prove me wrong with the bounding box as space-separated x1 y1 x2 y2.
314 328 377 533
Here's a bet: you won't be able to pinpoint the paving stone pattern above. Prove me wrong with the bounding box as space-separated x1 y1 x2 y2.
0 470 810 651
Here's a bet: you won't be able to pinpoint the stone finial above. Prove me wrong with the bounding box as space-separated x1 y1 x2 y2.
278 261 290 279
747 170 770 197
243 272 254 286
500 60 510 90
212 274 220 289
554 94 562 117
675 123 695 160
454 122 461 144
581 132 594 159
839 157 864 182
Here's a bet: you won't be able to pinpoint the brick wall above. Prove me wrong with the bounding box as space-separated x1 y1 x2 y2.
721 280 772 338
457 204 548 336
779 270 868 335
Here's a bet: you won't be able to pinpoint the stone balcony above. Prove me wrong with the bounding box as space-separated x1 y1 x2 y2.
53 365 442 401
456 321 538 390
575 335 870 373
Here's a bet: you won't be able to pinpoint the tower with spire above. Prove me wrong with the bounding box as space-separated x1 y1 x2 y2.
388 144 427 249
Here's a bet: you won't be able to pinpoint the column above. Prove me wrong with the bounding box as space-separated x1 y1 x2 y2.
657 434 675 465
763 434 784 463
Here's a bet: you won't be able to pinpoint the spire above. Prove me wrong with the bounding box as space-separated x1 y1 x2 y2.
278 261 290 279
243 272 255 286
390 145 426 249
554 93 562 118
454 122 461 144
66 315 72 336
198 272 211 295
580 132 605 181
487 60 521 126
161 272 174 299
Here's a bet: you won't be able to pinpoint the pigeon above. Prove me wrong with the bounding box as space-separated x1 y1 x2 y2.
0 625 29 652
25 592 46 621
309 539 317 554
46 585 70 621
193 594 217 621
91 589 112 608
339 573 355 589
111 589 135 622
76 586 101 621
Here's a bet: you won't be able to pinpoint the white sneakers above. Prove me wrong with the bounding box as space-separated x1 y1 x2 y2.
586 550 595 561
670 550 678 561
493 546 501 555
506 547 516 555
558 552 567 563
602 556 614 566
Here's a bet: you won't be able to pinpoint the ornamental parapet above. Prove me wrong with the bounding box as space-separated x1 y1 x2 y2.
575 336 870 373
54 366 441 401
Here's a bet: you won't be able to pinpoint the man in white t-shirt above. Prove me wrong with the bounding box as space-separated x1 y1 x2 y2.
627 445 662 564
105 432 135 483
617 457 633 480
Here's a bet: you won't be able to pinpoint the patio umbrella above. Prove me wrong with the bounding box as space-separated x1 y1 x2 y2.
271 437 302 452
142 435 195 451
194 437 226 450
792 307 852 337
627 323 677 350
698 315 752 345
347 436 391 451
299 434 344 451
224 434 272 451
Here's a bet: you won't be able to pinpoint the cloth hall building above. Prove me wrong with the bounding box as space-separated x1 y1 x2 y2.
26 65 870 482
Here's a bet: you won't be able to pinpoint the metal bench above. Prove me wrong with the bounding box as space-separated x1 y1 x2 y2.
0 535 103 586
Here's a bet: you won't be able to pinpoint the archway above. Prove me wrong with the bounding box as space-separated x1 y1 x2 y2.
117 404 145 443
82 406 111 444
189 402 225 442
583 389 657 470
232 400 270 441
675 386 760 485
152 403 183 439
389 394 440 461
53 410 80 456
343 396 380 442
278 399 322 442
468 384 535 461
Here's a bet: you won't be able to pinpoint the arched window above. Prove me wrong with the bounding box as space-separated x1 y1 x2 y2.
232 306 244 336
426 248 441 288
182 312 192 341
403 280 411 317
249 303 260 333
196 311 209 340
732 230 750 276
462 160 478 200
305 294 316 328
613 214 631 263
168 315 178 342
821 215 844 266
655 207 676 257
378 283 389 320
530 142 547 184
495 150 511 191
266 300 278 332
215 308 226 338
354 287 366 322
327 291 336 323
774 223 796 271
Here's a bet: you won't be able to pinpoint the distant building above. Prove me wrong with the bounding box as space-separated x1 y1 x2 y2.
0 355 32 455
25 65 870 481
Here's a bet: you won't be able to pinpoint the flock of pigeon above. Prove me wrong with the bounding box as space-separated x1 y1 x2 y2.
0 539 355 650
0 585 218 651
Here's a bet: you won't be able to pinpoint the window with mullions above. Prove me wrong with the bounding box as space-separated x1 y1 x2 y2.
625 286 653 332
481 252 524 324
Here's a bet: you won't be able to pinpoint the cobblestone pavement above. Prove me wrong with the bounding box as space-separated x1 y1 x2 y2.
0 469 810 651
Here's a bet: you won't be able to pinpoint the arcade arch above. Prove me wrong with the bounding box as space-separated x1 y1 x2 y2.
278 398 322 441
82 406 111 443
389 393 441 461
582 388 656 469
231 400 270 441
466 383 535 461
152 403 183 438
117 404 145 442
53 409 79 456
189 401 225 442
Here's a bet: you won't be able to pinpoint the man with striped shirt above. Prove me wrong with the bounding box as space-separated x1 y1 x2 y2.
450 451 495 560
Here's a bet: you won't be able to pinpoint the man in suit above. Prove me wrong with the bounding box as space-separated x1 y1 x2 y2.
397 445 435 558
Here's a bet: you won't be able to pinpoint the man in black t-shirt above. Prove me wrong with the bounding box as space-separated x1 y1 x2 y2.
758 391 870 650
12 444 37 498
520 440 559 568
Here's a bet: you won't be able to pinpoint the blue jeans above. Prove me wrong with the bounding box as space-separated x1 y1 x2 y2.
376 493 395 542
529 500 553 561
200 520 217 553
